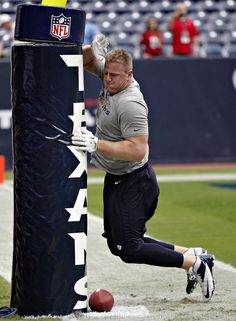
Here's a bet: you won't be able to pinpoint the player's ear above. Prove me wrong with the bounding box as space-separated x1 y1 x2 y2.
128 70 133 78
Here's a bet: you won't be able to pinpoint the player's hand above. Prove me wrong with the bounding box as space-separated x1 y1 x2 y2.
91 34 109 59
72 128 98 153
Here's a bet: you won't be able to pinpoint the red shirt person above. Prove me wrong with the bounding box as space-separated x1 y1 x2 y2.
140 17 163 58
167 3 199 56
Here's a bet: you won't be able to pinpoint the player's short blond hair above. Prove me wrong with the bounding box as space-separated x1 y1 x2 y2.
105 48 133 73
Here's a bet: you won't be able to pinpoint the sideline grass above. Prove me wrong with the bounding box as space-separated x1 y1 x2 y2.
0 276 10 307
5 171 13 180
0 278 60 321
147 181 236 266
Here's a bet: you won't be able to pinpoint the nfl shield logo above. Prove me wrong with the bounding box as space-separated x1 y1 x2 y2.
50 14 71 40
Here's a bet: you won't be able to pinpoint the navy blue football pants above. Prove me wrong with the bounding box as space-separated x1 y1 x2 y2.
103 162 183 268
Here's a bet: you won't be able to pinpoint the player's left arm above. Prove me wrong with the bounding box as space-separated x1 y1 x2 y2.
72 130 148 161
72 99 148 160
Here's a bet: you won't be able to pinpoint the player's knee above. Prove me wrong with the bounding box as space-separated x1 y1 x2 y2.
106 239 142 263
118 246 140 264
106 240 119 257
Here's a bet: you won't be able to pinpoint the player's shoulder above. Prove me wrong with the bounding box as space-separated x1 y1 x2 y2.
116 82 141 103
128 80 146 103
116 81 148 113
120 79 142 98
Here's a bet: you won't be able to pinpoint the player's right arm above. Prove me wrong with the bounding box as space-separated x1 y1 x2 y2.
83 45 99 74
83 34 109 75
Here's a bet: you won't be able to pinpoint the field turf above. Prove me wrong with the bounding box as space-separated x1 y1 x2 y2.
1 166 236 320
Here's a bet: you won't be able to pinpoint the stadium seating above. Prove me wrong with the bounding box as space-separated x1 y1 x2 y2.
200 30 225 56
0 0 236 58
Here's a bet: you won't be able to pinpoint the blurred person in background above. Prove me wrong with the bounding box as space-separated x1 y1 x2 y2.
140 17 163 58
0 14 14 58
167 2 199 57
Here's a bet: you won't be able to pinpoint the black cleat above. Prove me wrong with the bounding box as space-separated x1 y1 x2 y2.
192 254 215 302
185 247 208 295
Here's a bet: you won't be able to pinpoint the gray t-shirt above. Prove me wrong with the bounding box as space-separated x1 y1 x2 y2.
91 61 149 175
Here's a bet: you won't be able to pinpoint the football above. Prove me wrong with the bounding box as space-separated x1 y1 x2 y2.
89 289 114 312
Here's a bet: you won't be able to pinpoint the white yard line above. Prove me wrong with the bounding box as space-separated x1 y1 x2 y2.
156 173 236 182
0 182 13 283
17 306 150 320
0 180 13 190
2 173 236 188
88 173 236 184
61 306 150 320
214 261 236 274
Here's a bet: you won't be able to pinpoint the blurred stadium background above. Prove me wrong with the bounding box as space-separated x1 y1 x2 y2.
1 0 236 57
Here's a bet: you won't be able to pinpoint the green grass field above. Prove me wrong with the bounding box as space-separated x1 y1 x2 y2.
1 166 236 320
87 166 236 267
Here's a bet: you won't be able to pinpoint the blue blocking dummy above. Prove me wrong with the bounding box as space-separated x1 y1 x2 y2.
11 4 88 316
